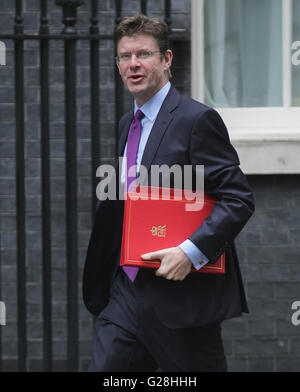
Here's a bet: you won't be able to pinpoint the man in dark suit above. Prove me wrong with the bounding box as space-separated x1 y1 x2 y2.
83 14 254 372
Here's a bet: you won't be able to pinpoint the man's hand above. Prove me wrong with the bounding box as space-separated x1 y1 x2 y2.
141 247 192 281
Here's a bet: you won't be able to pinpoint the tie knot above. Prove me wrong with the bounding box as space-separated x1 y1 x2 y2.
134 109 144 122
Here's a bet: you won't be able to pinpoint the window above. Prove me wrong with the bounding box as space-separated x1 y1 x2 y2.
192 0 300 174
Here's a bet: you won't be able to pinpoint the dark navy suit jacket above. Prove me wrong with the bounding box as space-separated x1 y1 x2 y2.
82 85 255 328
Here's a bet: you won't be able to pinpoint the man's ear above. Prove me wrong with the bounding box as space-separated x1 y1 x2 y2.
164 49 173 71
116 62 121 74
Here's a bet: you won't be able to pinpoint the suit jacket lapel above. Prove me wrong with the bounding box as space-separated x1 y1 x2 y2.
118 112 134 157
140 85 180 172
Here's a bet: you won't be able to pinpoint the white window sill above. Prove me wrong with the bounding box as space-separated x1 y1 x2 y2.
216 108 300 174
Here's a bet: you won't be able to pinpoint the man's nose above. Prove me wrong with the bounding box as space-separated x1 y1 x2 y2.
129 54 141 67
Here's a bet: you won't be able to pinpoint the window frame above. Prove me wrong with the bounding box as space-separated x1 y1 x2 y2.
191 0 300 174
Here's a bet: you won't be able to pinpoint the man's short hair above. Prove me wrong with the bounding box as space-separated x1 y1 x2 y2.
114 14 172 78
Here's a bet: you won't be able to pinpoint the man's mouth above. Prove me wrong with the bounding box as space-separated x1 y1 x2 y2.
128 74 145 83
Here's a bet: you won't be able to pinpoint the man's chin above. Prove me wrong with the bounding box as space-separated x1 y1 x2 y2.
127 83 146 94
127 86 148 100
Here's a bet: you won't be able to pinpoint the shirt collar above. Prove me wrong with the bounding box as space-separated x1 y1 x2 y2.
134 81 171 122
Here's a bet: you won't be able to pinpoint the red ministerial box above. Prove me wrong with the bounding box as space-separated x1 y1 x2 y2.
120 186 225 274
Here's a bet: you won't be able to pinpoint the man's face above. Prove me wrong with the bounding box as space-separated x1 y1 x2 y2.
117 34 172 106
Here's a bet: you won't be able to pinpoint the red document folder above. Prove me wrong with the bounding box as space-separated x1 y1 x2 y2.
120 186 225 274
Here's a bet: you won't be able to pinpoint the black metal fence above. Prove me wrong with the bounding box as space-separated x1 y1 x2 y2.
0 0 174 372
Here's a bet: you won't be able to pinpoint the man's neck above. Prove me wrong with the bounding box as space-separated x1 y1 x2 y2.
135 80 169 107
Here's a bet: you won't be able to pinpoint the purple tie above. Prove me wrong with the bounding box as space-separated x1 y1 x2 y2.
123 109 145 282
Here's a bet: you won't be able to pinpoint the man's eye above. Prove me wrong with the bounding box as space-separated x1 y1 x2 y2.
121 54 131 60
138 51 150 59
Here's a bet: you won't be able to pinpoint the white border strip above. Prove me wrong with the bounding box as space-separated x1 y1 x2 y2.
282 0 292 107
191 0 204 102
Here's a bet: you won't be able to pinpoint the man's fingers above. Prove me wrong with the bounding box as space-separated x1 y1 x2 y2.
141 251 161 260
142 247 174 260
142 249 167 260
142 247 190 281
155 265 169 278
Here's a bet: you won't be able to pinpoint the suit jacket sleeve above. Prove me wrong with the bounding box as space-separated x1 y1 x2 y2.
188 108 255 263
